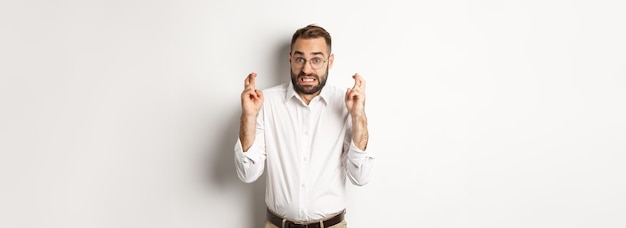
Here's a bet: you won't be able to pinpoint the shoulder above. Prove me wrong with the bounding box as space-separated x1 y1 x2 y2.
323 84 346 97
262 83 288 95
320 84 348 107
261 83 289 103
322 85 346 100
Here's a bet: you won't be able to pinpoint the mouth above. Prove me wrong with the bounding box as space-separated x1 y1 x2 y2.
298 76 318 85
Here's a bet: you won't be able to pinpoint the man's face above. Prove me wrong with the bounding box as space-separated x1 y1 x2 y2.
290 37 334 95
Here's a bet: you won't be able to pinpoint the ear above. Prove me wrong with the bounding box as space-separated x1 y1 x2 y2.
328 53 335 69
288 51 292 63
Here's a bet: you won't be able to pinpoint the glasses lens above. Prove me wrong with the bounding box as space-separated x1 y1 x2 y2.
292 58 325 69
312 59 324 69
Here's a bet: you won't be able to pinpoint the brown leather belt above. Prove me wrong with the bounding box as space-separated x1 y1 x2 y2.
266 208 345 228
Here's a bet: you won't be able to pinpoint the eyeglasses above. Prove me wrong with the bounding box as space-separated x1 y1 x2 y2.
291 57 327 69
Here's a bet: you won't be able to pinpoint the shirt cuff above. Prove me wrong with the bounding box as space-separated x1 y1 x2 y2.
348 140 375 159
234 139 265 164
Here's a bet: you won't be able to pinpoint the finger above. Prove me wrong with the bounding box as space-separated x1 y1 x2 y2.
345 88 352 100
351 91 361 99
249 72 257 89
347 89 362 101
350 83 362 95
359 76 366 90
353 73 365 90
350 75 359 91
243 89 256 99
244 72 257 89
352 73 363 90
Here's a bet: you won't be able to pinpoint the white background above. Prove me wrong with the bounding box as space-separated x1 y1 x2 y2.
1 0 625 227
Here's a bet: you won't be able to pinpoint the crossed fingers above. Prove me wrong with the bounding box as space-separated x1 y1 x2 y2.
351 73 365 93
244 72 257 90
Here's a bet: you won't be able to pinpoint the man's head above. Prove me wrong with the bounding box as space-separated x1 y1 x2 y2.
289 24 334 95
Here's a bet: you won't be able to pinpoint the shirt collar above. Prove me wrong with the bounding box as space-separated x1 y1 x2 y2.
286 82 329 105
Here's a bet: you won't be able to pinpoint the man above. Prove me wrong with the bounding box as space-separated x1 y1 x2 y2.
234 24 375 228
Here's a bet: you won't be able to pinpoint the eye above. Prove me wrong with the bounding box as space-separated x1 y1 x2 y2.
295 57 306 63
311 58 322 64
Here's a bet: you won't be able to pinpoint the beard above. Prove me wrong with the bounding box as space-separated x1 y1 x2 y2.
290 65 329 95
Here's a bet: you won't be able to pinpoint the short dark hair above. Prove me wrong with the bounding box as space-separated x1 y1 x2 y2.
291 24 332 54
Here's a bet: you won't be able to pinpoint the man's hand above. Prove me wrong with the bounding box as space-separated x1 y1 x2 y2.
345 73 366 117
241 72 264 117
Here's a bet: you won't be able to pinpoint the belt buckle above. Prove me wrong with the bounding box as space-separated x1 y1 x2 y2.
286 222 308 228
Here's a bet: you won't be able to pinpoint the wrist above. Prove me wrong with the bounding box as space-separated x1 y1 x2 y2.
350 111 366 119
241 112 258 119
241 114 257 127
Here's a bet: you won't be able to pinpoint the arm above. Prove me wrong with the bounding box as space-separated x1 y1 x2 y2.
234 73 265 183
240 72 263 151
345 74 375 185
346 73 368 150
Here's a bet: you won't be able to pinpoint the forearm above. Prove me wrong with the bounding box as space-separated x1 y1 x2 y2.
351 113 368 151
239 114 257 152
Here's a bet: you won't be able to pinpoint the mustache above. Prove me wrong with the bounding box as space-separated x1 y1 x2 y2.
298 72 318 78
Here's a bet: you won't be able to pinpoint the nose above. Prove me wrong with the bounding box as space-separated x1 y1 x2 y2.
301 60 315 74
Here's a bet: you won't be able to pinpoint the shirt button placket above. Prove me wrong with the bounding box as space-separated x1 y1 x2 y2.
299 106 311 219
300 106 311 218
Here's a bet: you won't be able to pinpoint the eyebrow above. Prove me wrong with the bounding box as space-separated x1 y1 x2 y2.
293 51 325 57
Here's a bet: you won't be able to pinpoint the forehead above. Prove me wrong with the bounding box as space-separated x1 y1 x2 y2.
292 37 329 56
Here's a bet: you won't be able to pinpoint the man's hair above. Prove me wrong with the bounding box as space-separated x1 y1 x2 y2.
291 24 332 54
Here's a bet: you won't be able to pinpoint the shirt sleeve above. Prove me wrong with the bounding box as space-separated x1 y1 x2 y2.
346 140 376 186
233 111 266 183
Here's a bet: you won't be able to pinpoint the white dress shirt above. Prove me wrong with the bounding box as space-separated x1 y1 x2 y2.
234 82 375 222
